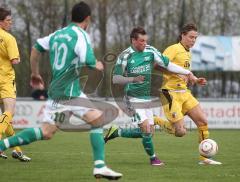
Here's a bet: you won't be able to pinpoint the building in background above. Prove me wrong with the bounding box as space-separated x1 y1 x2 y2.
191 36 240 71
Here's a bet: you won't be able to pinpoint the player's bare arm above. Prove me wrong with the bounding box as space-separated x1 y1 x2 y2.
112 75 145 85
30 47 44 89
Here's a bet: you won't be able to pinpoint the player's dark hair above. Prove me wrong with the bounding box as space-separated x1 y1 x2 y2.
71 1 91 23
130 27 146 43
178 23 197 41
0 7 11 21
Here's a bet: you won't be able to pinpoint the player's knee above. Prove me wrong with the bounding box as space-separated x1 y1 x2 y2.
83 109 103 127
174 128 186 137
140 120 153 134
41 125 57 140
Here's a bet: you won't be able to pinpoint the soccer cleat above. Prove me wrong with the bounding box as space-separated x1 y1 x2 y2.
93 166 122 180
12 150 31 162
104 125 119 143
150 157 165 166
0 151 8 159
198 157 222 165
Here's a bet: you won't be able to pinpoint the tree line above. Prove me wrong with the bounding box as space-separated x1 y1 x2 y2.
1 0 240 97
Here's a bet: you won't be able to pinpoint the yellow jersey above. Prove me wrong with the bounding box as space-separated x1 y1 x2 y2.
161 43 191 90
0 28 19 81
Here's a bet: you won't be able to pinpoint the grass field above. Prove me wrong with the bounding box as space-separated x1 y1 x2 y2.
0 129 239 182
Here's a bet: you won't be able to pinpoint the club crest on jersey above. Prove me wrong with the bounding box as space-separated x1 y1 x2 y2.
130 59 135 64
184 61 190 68
171 112 177 118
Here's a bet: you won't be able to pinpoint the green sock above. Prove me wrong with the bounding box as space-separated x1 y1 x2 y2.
120 128 142 138
90 128 105 168
0 128 43 151
142 133 155 157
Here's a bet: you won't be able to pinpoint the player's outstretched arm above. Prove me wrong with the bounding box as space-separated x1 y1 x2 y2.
112 75 144 85
166 62 192 75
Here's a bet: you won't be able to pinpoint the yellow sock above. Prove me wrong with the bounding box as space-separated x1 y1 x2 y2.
5 124 22 152
198 125 209 143
0 111 12 135
198 125 209 160
153 116 175 134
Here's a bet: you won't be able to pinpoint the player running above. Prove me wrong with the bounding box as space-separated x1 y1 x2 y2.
0 2 122 180
0 7 31 162
104 27 197 166
154 23 222 165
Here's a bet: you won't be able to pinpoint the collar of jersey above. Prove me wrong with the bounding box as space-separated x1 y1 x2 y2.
179 42 189 52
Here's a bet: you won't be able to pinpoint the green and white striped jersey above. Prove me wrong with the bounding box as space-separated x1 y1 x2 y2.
114 45 169 99
34 23 96 99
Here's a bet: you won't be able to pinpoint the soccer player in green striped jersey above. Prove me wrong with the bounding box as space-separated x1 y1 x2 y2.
0 2 122 180
105 27 197 166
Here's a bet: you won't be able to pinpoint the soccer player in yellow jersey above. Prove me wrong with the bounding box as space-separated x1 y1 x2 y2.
154 23 222 165
0 7 31 161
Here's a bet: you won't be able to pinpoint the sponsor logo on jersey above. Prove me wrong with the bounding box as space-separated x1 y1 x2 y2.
130 64 150 73
144 56 151 61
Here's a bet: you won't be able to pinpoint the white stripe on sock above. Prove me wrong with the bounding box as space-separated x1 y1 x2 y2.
94 160 105 166
34 128 42 140
90 128 103 134
118 129 122 137
3 139 10 148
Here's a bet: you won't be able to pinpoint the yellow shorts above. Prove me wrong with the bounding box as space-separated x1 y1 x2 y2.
160 89 199 123
0 80 16 99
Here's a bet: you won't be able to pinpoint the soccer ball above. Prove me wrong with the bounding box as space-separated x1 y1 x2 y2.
199 139 218 158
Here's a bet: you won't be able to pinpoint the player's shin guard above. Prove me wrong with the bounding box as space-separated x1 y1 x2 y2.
120 127 142 138
0 128 43 151
142 133 155 157
198 125 209 143
5 124 22 152
90 128 105 168
0 112 12 135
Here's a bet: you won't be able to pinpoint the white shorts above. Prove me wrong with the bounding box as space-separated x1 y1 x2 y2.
134 108 154 125
125 96 154 125
42 93 97 127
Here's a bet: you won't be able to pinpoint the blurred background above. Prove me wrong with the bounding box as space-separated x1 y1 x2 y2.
1 0 240 98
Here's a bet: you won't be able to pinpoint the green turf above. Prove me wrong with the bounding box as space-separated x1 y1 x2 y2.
0 130 239 182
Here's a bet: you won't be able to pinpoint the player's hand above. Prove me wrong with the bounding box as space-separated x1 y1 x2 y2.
11 59 20 65
133 75 145 83
30 74 45 89
196 77 207 86
95 61 104 71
